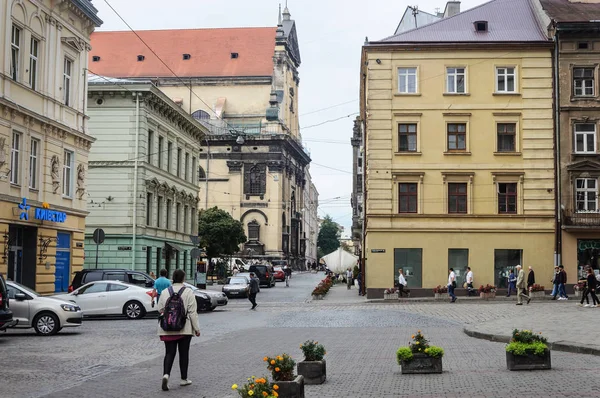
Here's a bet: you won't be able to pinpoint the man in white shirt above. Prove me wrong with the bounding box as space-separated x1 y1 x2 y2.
397 268 408 297
346 268 353 290
448 268 457 303
466 267 474 297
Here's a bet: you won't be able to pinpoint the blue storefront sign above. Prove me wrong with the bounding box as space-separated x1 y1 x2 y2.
19 198 67 223
54 232 71 293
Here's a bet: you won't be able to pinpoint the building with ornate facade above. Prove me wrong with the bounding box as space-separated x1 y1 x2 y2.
84 78 207 277
361 0 555 297
88 5 315 269
0 0 101 293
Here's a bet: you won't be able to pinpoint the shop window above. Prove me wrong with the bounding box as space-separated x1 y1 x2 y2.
494 249 522 288
393 248 422 288
448 249 469 285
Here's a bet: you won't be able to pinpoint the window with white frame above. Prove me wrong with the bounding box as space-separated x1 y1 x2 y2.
496 67 516 93
29 38 39 90
184 205 189 234
398 67 417 93
29 139 39 189
184 152 189 181
10 132 21 184
157 196 163 228
146 193 153 226
62 150 74 197
574 123 596 154
574 67 595 96
576 178 598 212
446 67 465 93
63 58 72 106
10 25 21 81
158 136 164 169
176 202 181 231
166 199 172 230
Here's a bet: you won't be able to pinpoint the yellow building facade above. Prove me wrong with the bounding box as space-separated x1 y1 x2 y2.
0 0 101 294
360 0 556 297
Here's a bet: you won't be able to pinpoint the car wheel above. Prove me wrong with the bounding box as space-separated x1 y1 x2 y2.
207 306 216 312
124 300 146 320
33 312 60 336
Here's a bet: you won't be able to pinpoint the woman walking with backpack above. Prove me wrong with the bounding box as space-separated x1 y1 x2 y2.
158 269 200 391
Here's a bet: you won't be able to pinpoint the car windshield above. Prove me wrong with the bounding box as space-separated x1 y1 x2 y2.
183 282 199 291
9 281 40 297
274 267 282 271
228 277 247 284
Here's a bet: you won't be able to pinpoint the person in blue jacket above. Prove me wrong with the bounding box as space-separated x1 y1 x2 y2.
154 269 172 300
506 269 517 297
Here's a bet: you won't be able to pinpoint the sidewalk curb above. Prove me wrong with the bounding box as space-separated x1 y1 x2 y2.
463 327 600 356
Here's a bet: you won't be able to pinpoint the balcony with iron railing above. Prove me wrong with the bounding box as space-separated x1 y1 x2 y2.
563 209 600 228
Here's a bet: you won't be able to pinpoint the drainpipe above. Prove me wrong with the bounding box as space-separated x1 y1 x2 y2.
205 138 210 209
553 29 562 267
132 92 140 270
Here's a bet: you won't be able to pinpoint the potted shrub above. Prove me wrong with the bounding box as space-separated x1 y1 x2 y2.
231 376 279 398
433 285 447 299
478 284 496 299
311 277 334 300
297 340 326 385
384 287 399 300
265 354 304 398
506 329 551 371
396 330 444 374
528 284 545 299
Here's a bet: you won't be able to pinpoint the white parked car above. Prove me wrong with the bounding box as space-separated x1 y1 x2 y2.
183 283 228 310
6 281 83 336
54 280 155 320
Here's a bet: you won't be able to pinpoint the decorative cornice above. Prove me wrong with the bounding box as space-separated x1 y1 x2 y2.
227 161 243 172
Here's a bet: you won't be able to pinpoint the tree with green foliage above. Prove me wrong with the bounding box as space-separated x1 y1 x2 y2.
198 207 247 269
317 215 341 257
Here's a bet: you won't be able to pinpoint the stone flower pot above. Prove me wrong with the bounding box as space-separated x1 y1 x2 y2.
297 359 326 385
479 292 496 300
400 353 443 374
384 292 399 300
312 294 324 300
529 291 545 299
574 290 582 298
434 293 446 299
506 350 551 371
274 375 305 398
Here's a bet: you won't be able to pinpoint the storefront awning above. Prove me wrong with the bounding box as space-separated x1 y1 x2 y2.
165 242 184 252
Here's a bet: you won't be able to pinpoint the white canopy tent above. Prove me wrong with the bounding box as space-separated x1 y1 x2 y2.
321 248 359 274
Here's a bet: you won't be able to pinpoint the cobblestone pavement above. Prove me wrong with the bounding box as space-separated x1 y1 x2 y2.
4 273 600 398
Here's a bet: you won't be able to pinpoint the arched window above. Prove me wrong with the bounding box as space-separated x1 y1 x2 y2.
244 164 266 196
198 166 206 180
191 109 210 121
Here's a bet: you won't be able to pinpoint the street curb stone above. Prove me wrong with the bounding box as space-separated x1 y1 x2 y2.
463 327 600 356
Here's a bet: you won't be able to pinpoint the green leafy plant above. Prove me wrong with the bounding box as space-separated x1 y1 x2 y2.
396 347 413 364
506 329 548 357
511 329 547 344
426 346 445 358
397 331 444 363
264 354 296 382
300 340 326 361
231 376 279 398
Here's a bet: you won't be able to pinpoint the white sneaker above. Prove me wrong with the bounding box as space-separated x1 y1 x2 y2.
180 379 192 387
584 304 591 308
577 303 583 307
161 375 169 391
558 297 565 300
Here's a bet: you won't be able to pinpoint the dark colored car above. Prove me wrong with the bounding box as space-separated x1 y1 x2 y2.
69 269 154 292
182 283 216 312
248 265 275 288
0 273 17 331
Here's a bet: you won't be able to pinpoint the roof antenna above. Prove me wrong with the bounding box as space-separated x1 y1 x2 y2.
408 5 419 28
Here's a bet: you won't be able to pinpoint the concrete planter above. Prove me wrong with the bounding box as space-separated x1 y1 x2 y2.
400 353 443 374
434 293 446 299
529 291 545 299
506 350 551 371
297 360 326 385
479 292 496 299
312 294 324 300
274 375 305 398
384 293 399 300
574 290 582 298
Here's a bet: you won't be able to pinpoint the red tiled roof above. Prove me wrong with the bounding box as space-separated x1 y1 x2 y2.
89 28 277 78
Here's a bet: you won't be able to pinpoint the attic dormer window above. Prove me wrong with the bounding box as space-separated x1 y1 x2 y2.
183 53 191 60
137 55 145 62
231 52 239 59
474 21 488 32
92 56 100 62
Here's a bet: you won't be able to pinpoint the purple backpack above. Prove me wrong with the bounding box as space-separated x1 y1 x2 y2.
159 286 187 332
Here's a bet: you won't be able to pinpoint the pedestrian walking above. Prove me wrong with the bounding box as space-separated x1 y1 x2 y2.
558 265 568 300
357 271 363 296
397 268 409 297
284 265 291 287
346 268 353 290
248 272 260 310
150 271 156 279
154 269 172 301
232 266 239 276
465 267 474 297
506 269 517 297
551 266 560 299
158 269 200 391
448 268 457 303
578 267 599 308
516 265 531 305
527 266 536 290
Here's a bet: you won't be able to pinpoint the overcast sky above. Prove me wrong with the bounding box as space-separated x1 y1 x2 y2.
92 0 488 234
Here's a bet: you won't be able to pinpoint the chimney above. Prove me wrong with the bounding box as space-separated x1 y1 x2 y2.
443 1 461 18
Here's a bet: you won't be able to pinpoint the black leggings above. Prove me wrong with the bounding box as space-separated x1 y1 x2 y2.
163 336 192 379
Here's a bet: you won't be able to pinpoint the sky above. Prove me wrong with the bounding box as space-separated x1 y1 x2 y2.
91 0 488 234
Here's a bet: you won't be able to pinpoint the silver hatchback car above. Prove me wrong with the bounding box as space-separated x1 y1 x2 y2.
6 281 83 336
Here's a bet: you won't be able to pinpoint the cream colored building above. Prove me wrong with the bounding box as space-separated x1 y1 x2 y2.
0 0 101 293
360 0 555 297
88 6 315 268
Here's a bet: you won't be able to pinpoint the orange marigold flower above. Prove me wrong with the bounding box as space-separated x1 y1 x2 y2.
275 367 280 372
263 357 268 362
270 360 276 365
273 385 279 390
262 392 268 397
411 335 415 339
273 392 279 397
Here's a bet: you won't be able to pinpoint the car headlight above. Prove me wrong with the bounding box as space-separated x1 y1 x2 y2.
61 304 79 312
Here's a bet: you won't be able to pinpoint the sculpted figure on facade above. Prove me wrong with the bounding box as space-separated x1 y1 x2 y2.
76 164 86 199
51 155 60 193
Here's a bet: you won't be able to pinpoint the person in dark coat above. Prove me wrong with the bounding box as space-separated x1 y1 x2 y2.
248 272 260 310
527 266 536 290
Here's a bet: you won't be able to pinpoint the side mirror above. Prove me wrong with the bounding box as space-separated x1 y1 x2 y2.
14 293 26 301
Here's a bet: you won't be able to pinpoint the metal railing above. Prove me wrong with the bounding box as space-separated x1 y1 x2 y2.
563 209 600 227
